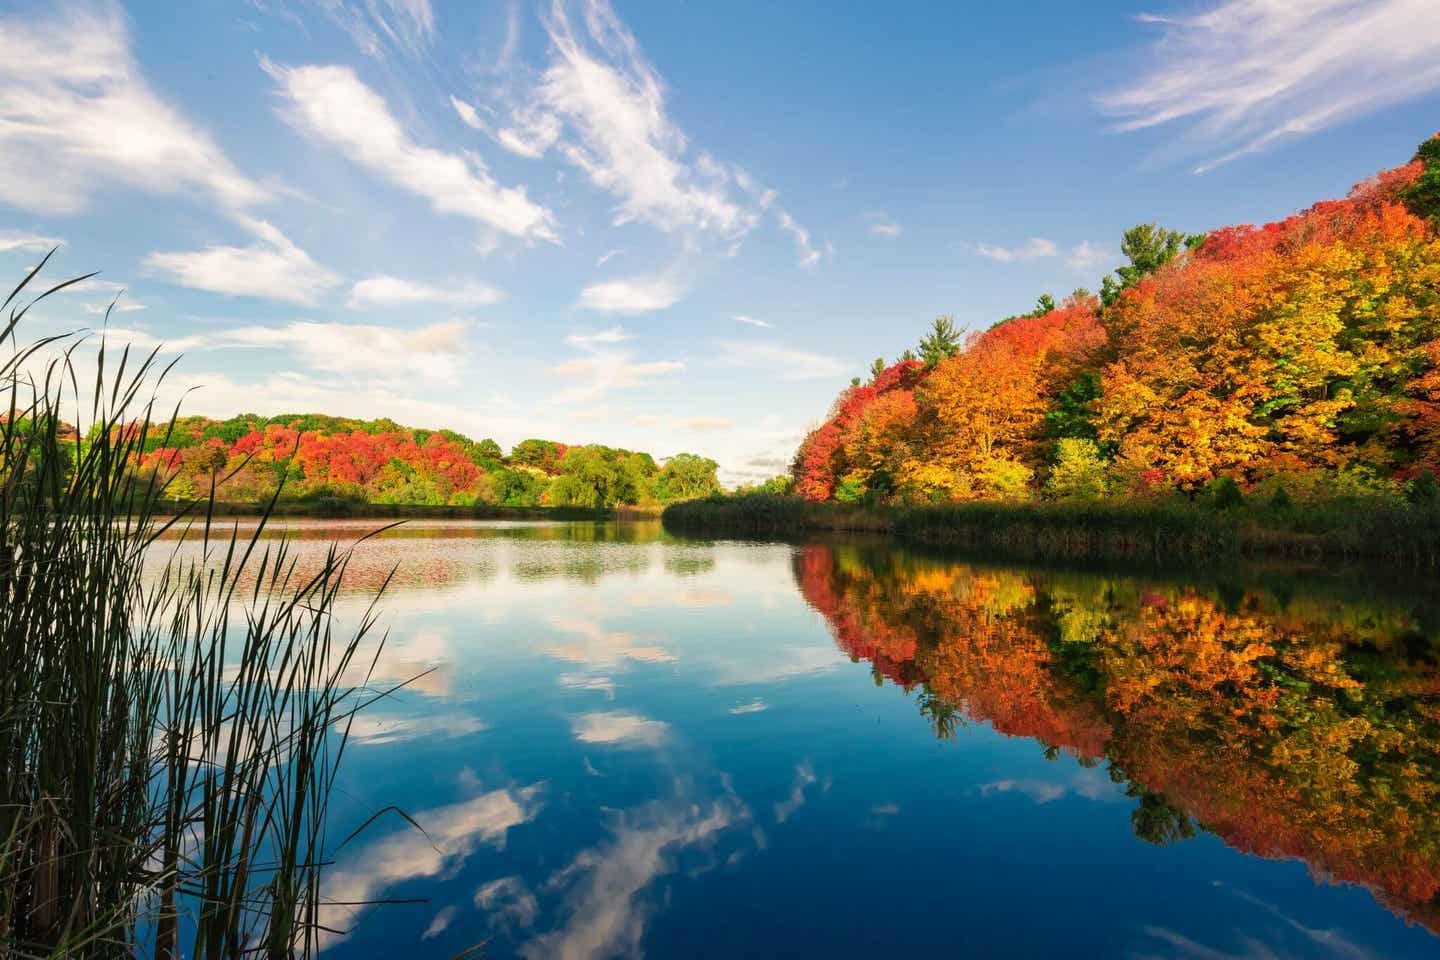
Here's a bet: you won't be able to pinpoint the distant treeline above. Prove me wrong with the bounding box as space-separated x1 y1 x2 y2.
779 133 1440 511
86 413 721 509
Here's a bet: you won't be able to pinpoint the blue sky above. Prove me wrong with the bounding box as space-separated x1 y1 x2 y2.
2 0 1438 483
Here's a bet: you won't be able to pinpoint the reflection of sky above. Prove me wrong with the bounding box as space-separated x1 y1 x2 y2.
152 520 1440 960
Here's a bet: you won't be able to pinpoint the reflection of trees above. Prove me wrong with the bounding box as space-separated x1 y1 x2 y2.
792 544 1440 934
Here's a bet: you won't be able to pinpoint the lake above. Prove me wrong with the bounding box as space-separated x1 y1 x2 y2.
157 518 1440 959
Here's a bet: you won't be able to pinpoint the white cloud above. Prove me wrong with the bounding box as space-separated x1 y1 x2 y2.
1098 0 1440 171
1064 241 1114 274
728 699 768 715
733 315 771 328
143 218 340 305
571 710 669 748
450 94 485 130
974 237 1058 262
711 341 848 381
0 230 62 254
264 59 557 241
595 248 624 267
549 352 683 403
578 275 682 313
864 211 902 238
212 318 470 384
0 6 264 215
347 274 504 309
114 317 471 385
565 325 631 346
778 209 822 268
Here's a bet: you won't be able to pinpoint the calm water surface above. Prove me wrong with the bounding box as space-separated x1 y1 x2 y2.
157 519 1440 959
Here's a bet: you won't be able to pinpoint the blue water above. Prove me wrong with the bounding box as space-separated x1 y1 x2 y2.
206 519 1440 959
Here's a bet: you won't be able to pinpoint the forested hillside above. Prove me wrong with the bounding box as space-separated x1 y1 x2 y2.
792 134 1440 507
120 413 719 508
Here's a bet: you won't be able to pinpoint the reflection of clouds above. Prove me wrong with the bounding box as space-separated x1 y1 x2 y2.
319 781 544 949
626 587 734 609
774 761 818 824
421 905 457 940
520 792 749 960
980 769 1125 806
1133 894 1376 960
571 710 669 748
474 875 540 931
558 674 616 698
346 711 487 746
706 645 841 686
346 626 455 698
546 616 675 667
728 699 768 715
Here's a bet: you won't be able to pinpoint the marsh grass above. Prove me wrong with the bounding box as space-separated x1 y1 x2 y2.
662 492 1440 566
1 258 398 958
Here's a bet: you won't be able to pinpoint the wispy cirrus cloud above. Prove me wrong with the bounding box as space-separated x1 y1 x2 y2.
0 5 264 216
347 274 504 310
264 59 558 242
778 210 823 268
565 325 631 346
104 317 472 385
733 315 772 329
864 210 902 238
711 340 847 381
1098 0 1440 172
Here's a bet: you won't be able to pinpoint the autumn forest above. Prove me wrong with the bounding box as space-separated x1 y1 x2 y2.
784 135 1440 509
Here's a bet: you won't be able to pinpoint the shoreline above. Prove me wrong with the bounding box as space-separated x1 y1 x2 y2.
149 498 661 521
661 494 1440 567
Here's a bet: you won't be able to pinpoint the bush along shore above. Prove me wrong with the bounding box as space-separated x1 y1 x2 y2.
661 492 1440 567
149 496 659 521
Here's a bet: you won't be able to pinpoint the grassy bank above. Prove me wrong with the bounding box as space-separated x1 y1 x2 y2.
662 493 1440 566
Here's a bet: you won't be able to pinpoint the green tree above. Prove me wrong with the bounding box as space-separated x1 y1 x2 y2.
869 357 886 381
551 445 628 509
918 315 962 368
1401 133 1440 219
1101 223 1186 306
1046 439 1108 500
655 453 721 501
1031 293 1056 317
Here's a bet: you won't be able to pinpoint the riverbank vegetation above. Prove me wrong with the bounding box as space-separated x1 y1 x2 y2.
780 135 1440 514
2 267 391 956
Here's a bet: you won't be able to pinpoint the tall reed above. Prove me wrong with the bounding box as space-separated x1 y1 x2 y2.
1 258 394 958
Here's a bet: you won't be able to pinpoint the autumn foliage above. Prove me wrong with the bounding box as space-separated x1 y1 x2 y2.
794 135 1440 503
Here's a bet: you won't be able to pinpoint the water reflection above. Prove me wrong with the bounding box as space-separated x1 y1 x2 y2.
794 542 1440 934
147 520 1440 956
